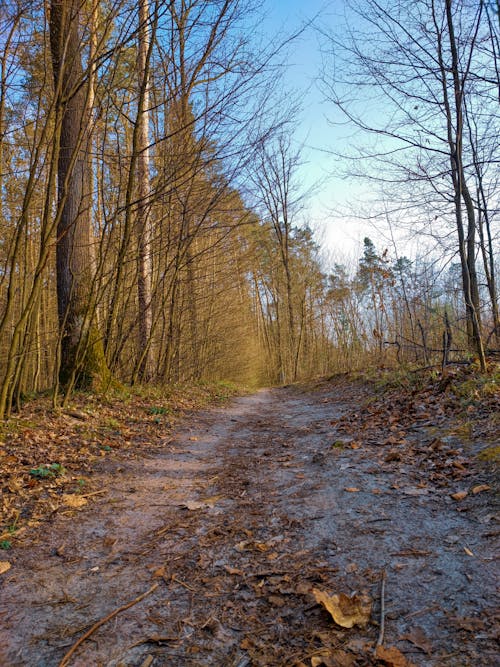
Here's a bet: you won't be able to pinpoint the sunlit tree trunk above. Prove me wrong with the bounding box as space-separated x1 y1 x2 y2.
135 0 154 381
50 0 108 388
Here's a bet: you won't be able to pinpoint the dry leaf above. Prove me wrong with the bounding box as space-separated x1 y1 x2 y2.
312 588 371 628
62 494 87 508
268 594 286 607
201 494 223 506
311 651 336 667
375 645 414 666
296 581 312 595
0 561 11 575
401 627 432 654
450 491 468 501
472 484 490 495
463 546 474 556
344 487 360 493
330 650 357 667
182 500 210 510
402 487 428 496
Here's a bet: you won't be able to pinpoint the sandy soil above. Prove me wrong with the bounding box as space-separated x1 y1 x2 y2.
0 382 498 666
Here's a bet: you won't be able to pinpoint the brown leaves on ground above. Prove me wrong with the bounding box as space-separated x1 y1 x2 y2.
375 644 416 667
0 384 235 545
312 588 372 628
327 366 499 499
330 364 500 446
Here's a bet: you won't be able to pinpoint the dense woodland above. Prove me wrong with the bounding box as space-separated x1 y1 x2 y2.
0 0 498 418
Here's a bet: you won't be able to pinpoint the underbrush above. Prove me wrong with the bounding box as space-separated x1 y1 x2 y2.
324 361 499 450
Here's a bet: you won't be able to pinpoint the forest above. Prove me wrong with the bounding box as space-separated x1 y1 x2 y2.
0 0 497 419
0 2 499 666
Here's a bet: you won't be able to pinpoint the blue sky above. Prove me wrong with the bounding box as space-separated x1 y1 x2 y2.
259 0 388 263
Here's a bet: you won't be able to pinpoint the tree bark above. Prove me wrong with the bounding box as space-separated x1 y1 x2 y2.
50 0 108 388
135 0 154 381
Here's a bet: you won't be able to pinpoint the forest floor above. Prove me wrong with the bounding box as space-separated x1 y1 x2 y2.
0 369 498 667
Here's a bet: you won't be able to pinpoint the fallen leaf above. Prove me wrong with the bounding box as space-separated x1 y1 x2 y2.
401 627 432 654
344 487 360 493
328 650 357 667
448 615 486 632
296 581 312 595
224 565 244 576
61 494 88 508
312 588 371 628
151 565 167 579
471 484 490 495
402 487 428 496
450 491 468 501
181 500 211 511
201 494 224 506
463 546 474 556
268 594 286 607
0 561 11 575
311 651 339 667
375 645 414 666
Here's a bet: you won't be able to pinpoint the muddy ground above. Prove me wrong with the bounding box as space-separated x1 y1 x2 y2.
0 380 498 666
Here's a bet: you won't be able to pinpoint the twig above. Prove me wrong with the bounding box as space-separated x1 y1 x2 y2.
404 604 440 619
57 582 159 667
171 574 196 591
80 489 107 498
130 634 179 649
375 570 386 652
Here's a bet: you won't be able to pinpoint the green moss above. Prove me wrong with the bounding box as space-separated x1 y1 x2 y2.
477 446 500 462
331 440 345 449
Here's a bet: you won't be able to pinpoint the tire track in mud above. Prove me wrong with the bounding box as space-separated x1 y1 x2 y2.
0 385 497 666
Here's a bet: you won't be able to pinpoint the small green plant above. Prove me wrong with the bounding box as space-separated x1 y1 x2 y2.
7 522 18 535
0 540 12 550
73 478 86 493
148 406 169 415
29 462 66 478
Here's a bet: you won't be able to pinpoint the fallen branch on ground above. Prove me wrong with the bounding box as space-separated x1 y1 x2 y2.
57 582 159 667
375 569 386 652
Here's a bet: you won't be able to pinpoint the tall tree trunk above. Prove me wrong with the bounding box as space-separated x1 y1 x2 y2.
439 0 486 369
50 0 108 388
135 0 154 381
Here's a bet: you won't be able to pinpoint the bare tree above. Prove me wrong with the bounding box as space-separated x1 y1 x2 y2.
319 0 499 368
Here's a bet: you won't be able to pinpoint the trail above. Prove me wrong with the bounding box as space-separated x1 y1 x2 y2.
0 384 497 666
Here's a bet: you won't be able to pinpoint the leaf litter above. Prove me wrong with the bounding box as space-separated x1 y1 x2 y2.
0 370 498 665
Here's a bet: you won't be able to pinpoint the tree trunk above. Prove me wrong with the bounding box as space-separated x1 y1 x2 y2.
135 0 154 381
50 0 108 388
441 0 486 369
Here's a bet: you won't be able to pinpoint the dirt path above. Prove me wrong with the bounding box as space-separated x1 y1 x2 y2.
0 384 497 666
